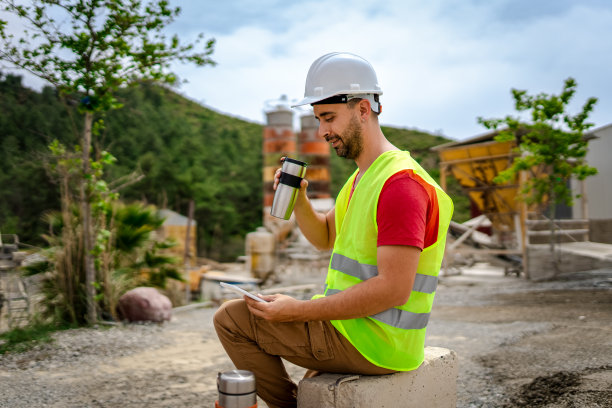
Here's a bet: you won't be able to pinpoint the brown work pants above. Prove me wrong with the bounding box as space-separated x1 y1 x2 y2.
213 299 395 408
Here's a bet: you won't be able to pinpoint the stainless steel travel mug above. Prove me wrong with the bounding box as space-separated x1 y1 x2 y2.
216 370 257 408
270 158 308 220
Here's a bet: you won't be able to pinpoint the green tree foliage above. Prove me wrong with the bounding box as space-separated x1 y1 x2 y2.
0 74 74 240
0 0 215 322
479 78 598 210
97 201 183 321
23 200 182 324
103 83 264 261
0 75 263 262
0 74 466 264
20 138 119 325
478 78 598 258
0 0 215 107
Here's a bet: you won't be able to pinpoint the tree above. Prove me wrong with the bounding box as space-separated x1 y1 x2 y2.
0 0 215 323
0 76 266 264
23 199 183 323
478 78 598 263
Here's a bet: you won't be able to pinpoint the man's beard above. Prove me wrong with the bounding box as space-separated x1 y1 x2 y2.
329 114 363 160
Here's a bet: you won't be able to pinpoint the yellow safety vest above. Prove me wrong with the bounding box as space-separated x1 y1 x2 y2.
315 150 453 370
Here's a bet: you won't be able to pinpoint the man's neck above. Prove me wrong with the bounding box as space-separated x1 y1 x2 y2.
354 128 398 174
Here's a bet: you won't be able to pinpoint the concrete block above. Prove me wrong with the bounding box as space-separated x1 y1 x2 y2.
590 219 612 244
527 243 612 281
297 346 458 408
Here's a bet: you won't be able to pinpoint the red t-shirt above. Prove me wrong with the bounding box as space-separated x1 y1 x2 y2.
349 170 440 250
364 170 440 250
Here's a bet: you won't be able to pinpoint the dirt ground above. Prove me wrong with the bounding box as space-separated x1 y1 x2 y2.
428 265 612 407
0 262 611 407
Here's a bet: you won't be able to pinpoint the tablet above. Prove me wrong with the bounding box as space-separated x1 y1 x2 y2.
220 282 267 303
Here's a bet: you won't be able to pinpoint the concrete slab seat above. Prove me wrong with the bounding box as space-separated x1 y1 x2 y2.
297 346 458 408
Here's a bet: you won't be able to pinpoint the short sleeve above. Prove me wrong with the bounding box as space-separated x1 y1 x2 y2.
376 172 431 249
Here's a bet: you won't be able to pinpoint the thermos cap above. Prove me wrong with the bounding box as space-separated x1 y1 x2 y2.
217 370 256 394
283 157 307 167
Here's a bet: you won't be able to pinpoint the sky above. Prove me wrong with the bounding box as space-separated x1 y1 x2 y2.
3 0 612 141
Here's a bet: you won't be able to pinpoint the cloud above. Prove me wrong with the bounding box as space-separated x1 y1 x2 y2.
3 0 611 139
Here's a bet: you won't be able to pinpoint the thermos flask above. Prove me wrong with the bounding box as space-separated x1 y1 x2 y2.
270 158 308 220
215 370 257 408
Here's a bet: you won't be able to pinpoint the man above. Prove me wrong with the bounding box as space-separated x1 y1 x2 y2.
214 52 453 408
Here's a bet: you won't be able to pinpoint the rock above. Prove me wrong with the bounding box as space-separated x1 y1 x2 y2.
117 287 172 323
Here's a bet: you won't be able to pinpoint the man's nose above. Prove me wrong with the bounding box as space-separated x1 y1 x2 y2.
317 123 329 139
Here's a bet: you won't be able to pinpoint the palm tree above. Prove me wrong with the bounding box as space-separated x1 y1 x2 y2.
23 202 183 325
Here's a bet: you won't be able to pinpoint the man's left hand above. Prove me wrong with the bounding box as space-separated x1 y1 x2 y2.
244 294 305 322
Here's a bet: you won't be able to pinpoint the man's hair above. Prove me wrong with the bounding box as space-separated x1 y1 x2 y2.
347 96 381 116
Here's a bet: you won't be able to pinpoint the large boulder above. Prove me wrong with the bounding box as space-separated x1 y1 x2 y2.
118 287 172 323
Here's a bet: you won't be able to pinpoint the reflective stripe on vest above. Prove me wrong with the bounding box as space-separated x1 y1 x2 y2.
326 288 431 330
330 253 438 294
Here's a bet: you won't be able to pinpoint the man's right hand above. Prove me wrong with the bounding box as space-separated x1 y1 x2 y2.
273 157 309 193
274 157 334 250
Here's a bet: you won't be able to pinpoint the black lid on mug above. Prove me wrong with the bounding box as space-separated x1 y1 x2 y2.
283 157 308 167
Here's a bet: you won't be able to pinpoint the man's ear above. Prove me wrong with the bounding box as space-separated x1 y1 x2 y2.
358 99 371 121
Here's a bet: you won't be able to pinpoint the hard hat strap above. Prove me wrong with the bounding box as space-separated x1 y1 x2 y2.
311 95 349 105
311 94 381 114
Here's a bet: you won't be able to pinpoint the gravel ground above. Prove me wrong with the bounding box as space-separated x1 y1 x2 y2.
1 262 611 407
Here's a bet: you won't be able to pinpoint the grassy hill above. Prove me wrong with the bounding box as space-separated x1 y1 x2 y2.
0 73 467 261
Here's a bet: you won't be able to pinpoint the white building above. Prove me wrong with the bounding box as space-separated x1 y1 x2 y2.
573 123 612 243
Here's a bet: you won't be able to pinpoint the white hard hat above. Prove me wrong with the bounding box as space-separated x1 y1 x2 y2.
292 52 383 113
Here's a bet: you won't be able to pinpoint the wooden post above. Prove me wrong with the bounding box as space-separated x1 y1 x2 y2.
440 164 448 191
184 199 195 303
580 179 590 242
184 199 195 266
440 163 449 275
518 170 529 279
580 179 589 220
82 111 97 324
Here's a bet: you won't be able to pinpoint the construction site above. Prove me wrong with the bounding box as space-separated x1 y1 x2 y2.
1 104 611 407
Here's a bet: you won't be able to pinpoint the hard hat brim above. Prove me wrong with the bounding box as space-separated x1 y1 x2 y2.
290 96 324 108
291 91 382 109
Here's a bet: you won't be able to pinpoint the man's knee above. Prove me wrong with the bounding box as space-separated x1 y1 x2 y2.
213 299 249 334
